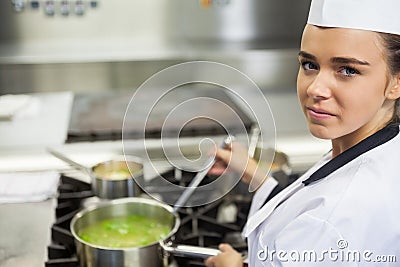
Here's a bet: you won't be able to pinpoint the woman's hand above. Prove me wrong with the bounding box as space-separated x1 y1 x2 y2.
209 141 266 186
205 244 243 267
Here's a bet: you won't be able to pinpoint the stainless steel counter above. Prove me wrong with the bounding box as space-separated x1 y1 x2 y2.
0 199 55 267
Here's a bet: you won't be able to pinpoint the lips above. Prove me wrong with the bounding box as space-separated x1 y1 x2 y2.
308 107 334 116
306 106 335 119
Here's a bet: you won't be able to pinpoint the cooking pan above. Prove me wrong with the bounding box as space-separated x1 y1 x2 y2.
91 156 144 199
70 197 220 267
48 149 144 199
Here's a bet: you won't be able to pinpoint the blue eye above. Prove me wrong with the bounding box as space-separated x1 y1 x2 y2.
339 66 359 77
301 61 318 71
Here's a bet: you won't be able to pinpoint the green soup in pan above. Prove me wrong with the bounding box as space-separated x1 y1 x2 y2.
78 215 171 248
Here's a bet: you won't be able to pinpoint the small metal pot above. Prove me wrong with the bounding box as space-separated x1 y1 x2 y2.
48 149 144 199
91 156 144 199
70 197 220 267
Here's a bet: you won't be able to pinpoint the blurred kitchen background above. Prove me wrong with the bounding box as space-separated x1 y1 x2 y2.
0 1 333 267
1 0 307 93
0 0 329 173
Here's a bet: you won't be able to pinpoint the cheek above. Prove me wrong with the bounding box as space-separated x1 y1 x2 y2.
338 83 384 117
296 72 308 105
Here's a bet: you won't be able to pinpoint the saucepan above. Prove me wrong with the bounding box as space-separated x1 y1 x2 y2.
48 149 144 199
70 197 220 267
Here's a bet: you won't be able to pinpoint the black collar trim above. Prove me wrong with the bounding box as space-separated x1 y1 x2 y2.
302 124 399 186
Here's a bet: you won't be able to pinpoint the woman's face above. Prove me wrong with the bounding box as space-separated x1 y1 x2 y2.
297 24 397 146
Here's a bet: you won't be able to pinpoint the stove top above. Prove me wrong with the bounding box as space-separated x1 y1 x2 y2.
45 169 252 267
67 87 254 142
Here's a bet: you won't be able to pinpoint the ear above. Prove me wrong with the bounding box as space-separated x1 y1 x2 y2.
386 74 400 100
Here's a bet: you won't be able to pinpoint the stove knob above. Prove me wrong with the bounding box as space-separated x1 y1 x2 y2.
30 0 40 9
75 0 85 16
90 1 98 8
60 0 70 16
12 0 25 12
44 0 55 16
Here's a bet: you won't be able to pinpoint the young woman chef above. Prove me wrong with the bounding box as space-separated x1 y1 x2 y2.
205 0 400 266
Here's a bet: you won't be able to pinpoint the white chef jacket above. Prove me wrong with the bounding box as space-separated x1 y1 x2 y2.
243 124 400 266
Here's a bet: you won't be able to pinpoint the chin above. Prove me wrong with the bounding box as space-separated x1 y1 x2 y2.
308 123 334 140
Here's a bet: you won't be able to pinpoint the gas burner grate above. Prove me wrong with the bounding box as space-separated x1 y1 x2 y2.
46 176 92 267
45 170 251 267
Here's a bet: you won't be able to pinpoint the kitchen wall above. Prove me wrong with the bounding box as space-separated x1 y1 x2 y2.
0 0 311 94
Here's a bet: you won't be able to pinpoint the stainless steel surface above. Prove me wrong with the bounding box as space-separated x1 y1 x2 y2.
0 0 310 54
48 148 92 174
0 199 55 267
160 241 220 259
248 125 261 158
91 156 144 199
0 51 300 95
178 0 310 45
48 149 144 199
0 92 330 174
71 197 227 266
70 197 180 267
0 0 171 45
67 86 254 141
0 0 311 95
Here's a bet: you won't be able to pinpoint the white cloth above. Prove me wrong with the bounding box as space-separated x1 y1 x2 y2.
0 92 73 148
0 171 59 203
0 94 35 121
308 0 400 35
244 127 400 266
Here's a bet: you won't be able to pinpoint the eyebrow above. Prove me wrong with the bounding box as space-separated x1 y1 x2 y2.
331 57 370 66
298 51 370 66
298 51 316 61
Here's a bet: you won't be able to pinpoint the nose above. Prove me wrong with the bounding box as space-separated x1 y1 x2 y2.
306 72 332 100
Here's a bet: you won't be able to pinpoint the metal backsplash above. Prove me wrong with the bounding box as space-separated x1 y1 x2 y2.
0 0 310 94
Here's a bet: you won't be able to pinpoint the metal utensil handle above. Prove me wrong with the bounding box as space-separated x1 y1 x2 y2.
248 124 260 158
160 241 220 259
161 241 249 262
172 136 234 212
47 148 92 175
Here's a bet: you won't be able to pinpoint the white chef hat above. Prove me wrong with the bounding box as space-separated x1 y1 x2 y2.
308 0 400 35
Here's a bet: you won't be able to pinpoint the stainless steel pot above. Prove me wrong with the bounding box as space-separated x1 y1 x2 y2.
70 197 220 267
91 156 144 199
48 149 144 199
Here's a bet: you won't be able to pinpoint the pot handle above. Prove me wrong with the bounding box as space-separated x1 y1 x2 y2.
161 240 250 265
160 240 220 259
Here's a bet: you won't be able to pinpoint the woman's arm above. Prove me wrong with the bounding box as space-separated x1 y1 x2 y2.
209 141 269 187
